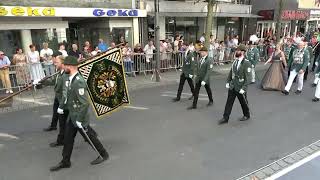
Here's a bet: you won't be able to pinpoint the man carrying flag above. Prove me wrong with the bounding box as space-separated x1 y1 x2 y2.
50 56 109 172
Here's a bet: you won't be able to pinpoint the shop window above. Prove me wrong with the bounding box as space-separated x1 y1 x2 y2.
0 30 22 59
31 29 59 52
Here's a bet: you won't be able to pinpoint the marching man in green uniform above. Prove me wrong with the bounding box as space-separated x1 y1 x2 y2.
282 41 310 95
50 56 109 172
187 46 213 110
172 43 200 102
43 52 64 132
218 44 251 124
312 60 320 102
312 55 320 87
245 41 260 84
49 54 70 147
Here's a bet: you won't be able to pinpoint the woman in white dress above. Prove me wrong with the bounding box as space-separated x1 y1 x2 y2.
27 44 45 82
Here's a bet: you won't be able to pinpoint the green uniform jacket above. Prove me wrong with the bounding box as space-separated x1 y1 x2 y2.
195 56 213 84
182 51 196 78
63 73 90 127
54 71 69 105
227 58 251 92
283 44 293 59
246 47 260 66
307 46 314 63
288 48 310 72
315 56 320 76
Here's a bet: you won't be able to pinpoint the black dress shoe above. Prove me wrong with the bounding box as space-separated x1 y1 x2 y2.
239 116 250 121
312 98 320 102
50 162 71 172
295 90 302 95
91 153 109 165
218 118 228 125
281 90 289 95
187 106 197 110
188 95 194 100
207 101 213 107
172 98 180 102
43 126 57 132
311 83 317 87
49 142 63 148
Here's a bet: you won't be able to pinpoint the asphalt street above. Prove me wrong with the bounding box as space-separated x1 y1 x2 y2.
1 69 320 180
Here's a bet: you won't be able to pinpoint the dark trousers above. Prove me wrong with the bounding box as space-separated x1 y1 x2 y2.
192 81 213 108
304 66 309 81
223 89 250 120
56 110 68 144
176 73 195 99
62 120 107 163
50 98 59 128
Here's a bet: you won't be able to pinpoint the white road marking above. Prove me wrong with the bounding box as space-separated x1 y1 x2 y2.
15 97 50 106
0 133 19 140
161 94 208 101
124 106 149 110
40 115 51 118
163 91 208 97
265 150 320 180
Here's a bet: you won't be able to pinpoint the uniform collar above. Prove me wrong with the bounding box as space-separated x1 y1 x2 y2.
69 71 78 82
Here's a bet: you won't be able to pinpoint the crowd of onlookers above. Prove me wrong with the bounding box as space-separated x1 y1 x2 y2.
1 31 319 93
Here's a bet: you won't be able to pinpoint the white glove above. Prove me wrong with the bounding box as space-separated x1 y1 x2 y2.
76 121 83 129
201 81 206 86
32 79 40 85
239 89 245 94
226 83 230 89
316 62 319 66
57 108 64 114
189 74 193 79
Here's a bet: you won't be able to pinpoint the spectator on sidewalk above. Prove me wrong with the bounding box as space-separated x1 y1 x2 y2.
40 42 54 76
83 41 92 53
58 43 68 57
12 48 30 86
0 51 13 93
123 42 135 77
200 33 206 44
91 46 101 56
110 42 116 49
27 45 45 83
68 44 82 60
98 39 108 52
82 46 91 59
133 43 144 73
144 40 156 63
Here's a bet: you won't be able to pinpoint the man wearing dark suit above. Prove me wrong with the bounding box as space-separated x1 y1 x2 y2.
218 44 252 124
187 47 213 109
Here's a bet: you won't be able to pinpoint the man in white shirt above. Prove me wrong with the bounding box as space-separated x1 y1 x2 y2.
40 42 54 76
58 44 68 57
200 33 206 44
143 41 156 63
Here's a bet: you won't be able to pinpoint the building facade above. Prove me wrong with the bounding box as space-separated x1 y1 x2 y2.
250 0 311 39
0 0 146 58
144 0 258 43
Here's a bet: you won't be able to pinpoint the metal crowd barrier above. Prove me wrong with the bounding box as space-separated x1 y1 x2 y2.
0 63 56 112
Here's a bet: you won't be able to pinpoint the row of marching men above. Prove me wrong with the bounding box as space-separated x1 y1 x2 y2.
172 43 255 124
172 40 319 125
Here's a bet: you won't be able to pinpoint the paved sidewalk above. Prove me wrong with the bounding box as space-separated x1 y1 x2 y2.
0 63 267 113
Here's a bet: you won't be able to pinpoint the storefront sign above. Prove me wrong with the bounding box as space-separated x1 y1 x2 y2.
0 6 147 17
298 0 320 9
281 10 310 20
257 10 274 20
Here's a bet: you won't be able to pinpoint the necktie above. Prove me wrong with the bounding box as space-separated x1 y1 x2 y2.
235 59 239 70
